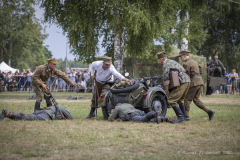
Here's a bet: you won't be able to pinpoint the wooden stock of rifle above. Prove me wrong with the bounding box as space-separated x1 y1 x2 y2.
38 78 66 120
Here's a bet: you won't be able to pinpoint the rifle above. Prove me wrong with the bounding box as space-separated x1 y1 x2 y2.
94 78 98 117
38 78 66 120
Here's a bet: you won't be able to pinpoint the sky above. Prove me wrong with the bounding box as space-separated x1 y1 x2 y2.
34 4 105 61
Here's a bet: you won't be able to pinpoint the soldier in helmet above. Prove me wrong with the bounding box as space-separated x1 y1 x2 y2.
0 105 73 121
157 51 190 123
32 58 77 111
178 51 215 121
212 55 226 77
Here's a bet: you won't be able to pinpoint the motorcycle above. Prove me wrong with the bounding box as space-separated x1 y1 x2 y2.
100 73 169 119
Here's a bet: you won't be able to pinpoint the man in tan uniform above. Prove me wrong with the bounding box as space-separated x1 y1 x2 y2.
157 52 190 123
32 58 77 111
178 51 215 121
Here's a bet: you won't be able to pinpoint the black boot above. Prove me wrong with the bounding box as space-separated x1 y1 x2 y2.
161 117 175 123
172 105 185 123
34 102 40 111
47 103 52 107
208 110 215 120
179 103 189 121
86 107 96 119
0 109 7 120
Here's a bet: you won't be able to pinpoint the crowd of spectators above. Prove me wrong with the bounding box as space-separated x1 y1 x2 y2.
215 69 240 94
0 68 91 92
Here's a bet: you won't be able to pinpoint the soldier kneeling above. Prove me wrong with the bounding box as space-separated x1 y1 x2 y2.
0 105 73 121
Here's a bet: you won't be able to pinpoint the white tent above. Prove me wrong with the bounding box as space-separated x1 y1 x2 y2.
0 61 19 73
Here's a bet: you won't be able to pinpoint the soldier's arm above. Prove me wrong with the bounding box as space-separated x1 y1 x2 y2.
162 64 170 85
219 60 225 69
54 69 72 84
108 108 119 121
183 63 191 76
32 66 44 86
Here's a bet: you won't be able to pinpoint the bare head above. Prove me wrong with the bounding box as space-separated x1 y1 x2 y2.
157 51 167 65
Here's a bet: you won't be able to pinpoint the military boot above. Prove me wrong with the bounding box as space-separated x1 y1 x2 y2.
172 105 185 123
161 117 176 123
0 109 7 120
86 107 96 118
34 102 40 111
47 103 52 107
0 109 26 120
179 103 189 121
208 110 215 120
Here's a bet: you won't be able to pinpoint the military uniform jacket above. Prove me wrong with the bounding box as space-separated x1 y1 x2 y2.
162 59 190 85
108 103 138 121
32 64 72 87
183 58 203 87
212 59 225 68
207 60 212 68
44 105 74 120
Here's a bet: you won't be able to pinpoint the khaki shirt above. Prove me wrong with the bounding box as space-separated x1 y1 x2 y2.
32 64 72 86
183 58 203 87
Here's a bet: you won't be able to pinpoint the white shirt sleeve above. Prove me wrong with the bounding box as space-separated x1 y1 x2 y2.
110 65 125 81
90 61 98 76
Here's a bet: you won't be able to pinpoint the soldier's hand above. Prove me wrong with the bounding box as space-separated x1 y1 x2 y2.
41 84 47 91
71 82 78 87
165 90 170 97
91 76 95 81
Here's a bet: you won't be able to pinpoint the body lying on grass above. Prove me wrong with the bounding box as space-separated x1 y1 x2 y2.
108 103 175 124
0 105 73 121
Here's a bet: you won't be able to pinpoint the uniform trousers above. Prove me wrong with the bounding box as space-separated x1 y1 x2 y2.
168 82 190 107
184 85 209 117
91 81 110 108
129 110 156 122
32 83 52 105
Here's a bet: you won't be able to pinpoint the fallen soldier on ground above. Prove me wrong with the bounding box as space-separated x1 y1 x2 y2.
108 103 175 124
0 105 73 121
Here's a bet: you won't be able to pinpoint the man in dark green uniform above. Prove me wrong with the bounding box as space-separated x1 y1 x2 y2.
108 103 175 123
157 52 190 123
178 50 215 121
0 105 73 121
32 58 77 111
212 55 226 77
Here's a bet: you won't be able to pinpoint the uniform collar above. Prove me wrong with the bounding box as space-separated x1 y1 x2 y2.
45 64 51 72
185 58 190 62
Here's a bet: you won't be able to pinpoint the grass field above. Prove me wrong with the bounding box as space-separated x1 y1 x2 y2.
0 92 240 160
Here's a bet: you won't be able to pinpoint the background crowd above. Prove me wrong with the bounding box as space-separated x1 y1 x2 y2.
0 69 91 92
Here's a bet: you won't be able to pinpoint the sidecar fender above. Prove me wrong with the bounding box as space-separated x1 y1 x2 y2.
142 86 168 108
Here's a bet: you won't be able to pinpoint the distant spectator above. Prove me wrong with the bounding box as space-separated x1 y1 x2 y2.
229 69 238 94
27 70 33 91
84 69 90 86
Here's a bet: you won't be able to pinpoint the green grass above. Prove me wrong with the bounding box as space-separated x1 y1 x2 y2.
0 93 240 160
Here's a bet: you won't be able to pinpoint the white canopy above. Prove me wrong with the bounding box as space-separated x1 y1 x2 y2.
0 61 19 73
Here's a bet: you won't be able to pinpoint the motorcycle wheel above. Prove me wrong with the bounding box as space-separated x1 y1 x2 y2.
148 92 167 117
102 95 111 120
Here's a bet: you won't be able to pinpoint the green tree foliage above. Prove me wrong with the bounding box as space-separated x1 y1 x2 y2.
40 0 207 63
198 0 240 72
0 0 49 71
56 58 88 71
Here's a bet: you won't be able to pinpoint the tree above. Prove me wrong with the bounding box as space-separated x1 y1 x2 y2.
198 0 240 71
0 0 50 71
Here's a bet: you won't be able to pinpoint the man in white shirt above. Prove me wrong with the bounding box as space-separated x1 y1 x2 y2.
86 56 129 119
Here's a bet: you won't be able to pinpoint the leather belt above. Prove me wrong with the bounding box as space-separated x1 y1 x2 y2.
190 74 200 78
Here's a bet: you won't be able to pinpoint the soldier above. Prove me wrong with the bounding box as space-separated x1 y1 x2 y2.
86 56 129 119
32 58 77 111
207 56 212 68
178 50 215 121
157 51 190 123
108 103 175 123
0 105 73 121
212 55 226 77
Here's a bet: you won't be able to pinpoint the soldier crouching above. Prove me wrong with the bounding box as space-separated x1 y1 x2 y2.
157 51 190 123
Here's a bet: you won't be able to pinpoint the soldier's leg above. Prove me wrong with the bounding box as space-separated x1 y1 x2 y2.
25 110 51 120
129 110 150 122
87 81 104 118
98 84 110 108
184 86 198 119
193 86 209 113
168 83 189 123
44 94 52 107
33 85 43 111
0 109 29 121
